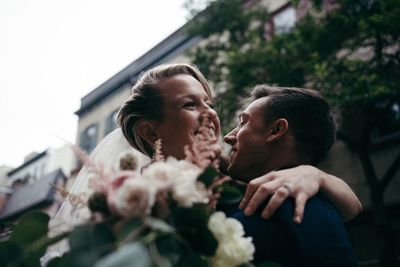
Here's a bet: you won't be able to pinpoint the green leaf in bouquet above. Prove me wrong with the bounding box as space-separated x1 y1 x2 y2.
10 211 50 247
174 251 208 267
197 166 218 187
145 217 175 234
3 211 54 267
151 236 209 267
238 263 256 267
189 222 218 256
192 224 218 256
171 204 210 227
0 242 22 267
69 223 115 255
153 234 186 266
46 256 64 267
218 183 243 205
254 262 282 267
170 205 218 257
1 211 71 267
94 242 150 267
54 250 101 267
114 218 146 243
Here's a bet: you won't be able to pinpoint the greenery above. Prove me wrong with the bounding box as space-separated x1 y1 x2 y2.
185 0 400 266
186 0 399 129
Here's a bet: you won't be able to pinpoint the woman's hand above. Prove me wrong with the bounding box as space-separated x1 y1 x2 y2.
239 165 362 223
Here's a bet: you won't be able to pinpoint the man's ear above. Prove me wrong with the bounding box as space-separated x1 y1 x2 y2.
136 120 159 145
266 118 289 142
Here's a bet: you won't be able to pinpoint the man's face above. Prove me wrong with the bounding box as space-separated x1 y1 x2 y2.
224 98 272 182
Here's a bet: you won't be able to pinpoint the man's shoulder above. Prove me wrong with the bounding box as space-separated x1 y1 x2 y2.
229 195 357 266
229 199 305 266
229 194 340 226
229 197 293 224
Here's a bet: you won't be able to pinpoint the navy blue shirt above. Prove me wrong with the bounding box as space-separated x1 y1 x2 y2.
229 195 357 267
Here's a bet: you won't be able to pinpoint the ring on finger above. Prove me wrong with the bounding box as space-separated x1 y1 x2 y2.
281 183 292 195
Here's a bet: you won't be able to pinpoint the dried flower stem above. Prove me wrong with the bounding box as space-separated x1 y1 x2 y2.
153 138 165 162
70 145 108 181
50 182 87 209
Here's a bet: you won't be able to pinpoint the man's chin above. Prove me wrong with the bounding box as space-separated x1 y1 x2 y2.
227 165 249 183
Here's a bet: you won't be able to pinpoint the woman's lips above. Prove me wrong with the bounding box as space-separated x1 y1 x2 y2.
193 125 218 141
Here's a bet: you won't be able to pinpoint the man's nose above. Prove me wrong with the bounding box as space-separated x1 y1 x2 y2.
224 128 237 145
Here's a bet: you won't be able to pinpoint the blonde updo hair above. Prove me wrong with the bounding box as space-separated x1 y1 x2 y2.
117 63 213 157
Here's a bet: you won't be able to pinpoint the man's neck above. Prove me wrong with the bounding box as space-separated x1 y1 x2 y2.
261 155 302 174
246 155 307 181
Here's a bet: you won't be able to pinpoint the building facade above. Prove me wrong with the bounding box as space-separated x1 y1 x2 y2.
7 145 76 187
0 146 77 224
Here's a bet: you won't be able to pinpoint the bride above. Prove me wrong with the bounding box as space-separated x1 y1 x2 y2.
48 63 361 258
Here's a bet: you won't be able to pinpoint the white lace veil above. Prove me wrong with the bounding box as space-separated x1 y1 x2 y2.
44 129 150 261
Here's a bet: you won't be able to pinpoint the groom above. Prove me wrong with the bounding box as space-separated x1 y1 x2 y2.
223 85 357 266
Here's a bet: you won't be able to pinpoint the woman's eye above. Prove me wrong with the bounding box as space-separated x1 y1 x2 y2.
207 103 215 109
183 102 196 108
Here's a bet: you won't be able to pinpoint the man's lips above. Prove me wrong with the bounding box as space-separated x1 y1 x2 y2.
229 148 237 162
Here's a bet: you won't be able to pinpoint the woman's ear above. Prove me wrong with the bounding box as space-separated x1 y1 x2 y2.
136 120 158 145
266 118 289 142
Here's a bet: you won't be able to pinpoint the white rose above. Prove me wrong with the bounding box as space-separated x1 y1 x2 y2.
113 178 156 218
171 161 209 207
142 157 181 191
208 212 255 267
143 157 209 207
208 212 245 239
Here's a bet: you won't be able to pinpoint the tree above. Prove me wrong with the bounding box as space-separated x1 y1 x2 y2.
185 0 400 266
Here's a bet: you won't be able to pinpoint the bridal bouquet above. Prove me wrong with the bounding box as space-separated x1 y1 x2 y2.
0 115 259 267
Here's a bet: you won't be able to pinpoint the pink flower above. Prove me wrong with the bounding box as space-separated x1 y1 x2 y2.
110 171 137 190
112 178 156 218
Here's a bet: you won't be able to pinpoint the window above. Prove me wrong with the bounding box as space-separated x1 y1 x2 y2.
370 98 400 146
104 110 119 137
273 6 296 34
79 124 98 153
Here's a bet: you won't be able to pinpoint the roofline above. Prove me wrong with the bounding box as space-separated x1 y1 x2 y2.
7 150 47 176
0 169 66 222
0 198 54 222
74 24 199 117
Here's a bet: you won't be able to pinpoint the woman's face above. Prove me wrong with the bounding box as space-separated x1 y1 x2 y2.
154 74 221 159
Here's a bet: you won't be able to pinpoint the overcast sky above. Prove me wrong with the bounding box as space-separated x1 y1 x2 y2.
0 0 188 167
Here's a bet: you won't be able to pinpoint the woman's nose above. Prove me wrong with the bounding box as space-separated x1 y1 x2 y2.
200 104 221 136
200 103 217 119
204 105 217 118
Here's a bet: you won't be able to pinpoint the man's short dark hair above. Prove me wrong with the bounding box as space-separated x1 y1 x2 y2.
251 85 337 164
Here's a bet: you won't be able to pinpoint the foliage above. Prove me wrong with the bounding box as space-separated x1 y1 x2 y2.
0 212 68 267
186 0 400 131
